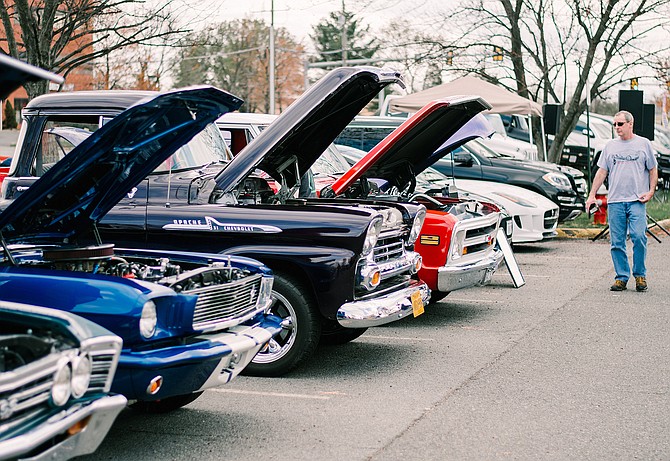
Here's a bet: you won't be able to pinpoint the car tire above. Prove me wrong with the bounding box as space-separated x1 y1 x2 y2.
428 291 449 304
243 273 321 377
129 392 203 413
319 319 367 345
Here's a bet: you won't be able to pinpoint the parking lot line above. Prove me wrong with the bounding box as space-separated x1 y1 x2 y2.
208 388 332 400
360 335 436 341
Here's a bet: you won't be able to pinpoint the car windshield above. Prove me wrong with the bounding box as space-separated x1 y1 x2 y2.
33 121 231 176
463 139 504 158
313 144 350 176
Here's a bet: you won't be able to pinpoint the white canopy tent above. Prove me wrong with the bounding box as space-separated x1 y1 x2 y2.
388 75 543 116
388 75 545 158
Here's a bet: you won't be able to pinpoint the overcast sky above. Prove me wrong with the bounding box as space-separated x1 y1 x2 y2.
184 0 442 45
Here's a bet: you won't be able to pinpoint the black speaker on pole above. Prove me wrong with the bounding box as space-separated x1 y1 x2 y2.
543 103 563 135
618 89 644 131
639 104 655 141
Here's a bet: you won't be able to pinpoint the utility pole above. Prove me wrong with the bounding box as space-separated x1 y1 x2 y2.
269 0 276 114
340 1 347 66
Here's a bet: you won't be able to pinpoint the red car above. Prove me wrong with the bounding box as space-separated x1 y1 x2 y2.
0 156 11 184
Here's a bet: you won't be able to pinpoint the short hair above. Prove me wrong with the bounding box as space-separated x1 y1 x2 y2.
614 110 634 124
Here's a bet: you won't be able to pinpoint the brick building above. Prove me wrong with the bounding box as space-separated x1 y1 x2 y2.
1 2 93 127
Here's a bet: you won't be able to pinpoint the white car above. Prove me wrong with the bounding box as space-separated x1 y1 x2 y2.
411 167 559 243
336 143 559 244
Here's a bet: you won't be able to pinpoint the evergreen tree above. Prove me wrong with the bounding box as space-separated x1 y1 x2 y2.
4 100 17 130
310 7 379 67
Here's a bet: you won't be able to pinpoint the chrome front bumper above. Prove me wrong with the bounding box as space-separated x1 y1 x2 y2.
336 279 430 328
195 324 275 389
437 248 504 292
0 394 127 461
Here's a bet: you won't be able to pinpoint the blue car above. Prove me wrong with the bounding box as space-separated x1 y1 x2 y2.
0 301 126 460
0 86 282 412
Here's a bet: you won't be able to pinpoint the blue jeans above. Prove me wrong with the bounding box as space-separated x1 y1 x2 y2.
608 201 647 282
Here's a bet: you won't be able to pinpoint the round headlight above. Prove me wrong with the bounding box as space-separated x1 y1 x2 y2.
362 217 383 256
70 354 92 398
51 360 72 407
409 209 426 244
140 301 157 339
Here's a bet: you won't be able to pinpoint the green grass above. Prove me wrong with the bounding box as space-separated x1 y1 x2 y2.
560 193 670 228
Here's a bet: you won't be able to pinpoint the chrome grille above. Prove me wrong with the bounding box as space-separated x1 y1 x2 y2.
189 273 262 330
88 351 116 393
373 238 404 264
0 354 59 435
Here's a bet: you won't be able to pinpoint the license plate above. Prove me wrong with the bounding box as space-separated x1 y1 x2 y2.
411 290 424 317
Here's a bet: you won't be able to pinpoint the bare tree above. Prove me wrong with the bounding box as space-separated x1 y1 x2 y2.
0 0 187 98
173 19 305 114
409 0 670 163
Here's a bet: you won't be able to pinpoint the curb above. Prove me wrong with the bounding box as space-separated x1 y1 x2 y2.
557 218 670 240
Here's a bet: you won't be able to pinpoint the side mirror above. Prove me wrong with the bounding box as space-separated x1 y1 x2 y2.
453 153 474 167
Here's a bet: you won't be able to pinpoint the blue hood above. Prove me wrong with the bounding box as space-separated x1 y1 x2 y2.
0 86 243 242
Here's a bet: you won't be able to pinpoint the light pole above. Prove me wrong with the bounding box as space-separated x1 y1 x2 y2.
269 0 275 114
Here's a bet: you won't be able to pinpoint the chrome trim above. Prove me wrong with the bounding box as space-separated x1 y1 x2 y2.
0 394 126 461
437 248 504 292
337 279 430 328
194 324 274 388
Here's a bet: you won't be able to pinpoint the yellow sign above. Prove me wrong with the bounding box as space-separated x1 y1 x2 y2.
420 235 440 246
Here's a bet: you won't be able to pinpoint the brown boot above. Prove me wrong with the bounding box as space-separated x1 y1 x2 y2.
635 276 647 292
610 280 627 291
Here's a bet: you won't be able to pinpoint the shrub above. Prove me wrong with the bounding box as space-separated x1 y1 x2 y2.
4 100 17 129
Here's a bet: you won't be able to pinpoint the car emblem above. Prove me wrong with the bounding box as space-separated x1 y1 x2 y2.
0 398 18 420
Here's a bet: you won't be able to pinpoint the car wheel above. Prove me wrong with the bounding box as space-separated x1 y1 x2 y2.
129 392 203 413
243 273 321 377
429 291 450 304
319 319 367 345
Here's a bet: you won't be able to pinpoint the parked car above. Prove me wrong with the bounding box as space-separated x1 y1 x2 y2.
0 87 284 410
322 98 511 301
335 114 585 222
0 301 126 460
3 67 430 377
219 99 510 303
0 52 125 460
337 143 558 244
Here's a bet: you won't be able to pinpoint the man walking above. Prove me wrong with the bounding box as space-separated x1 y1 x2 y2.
586 110 658 292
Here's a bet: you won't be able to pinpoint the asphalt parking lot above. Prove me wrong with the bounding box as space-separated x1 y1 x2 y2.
80 236 670 461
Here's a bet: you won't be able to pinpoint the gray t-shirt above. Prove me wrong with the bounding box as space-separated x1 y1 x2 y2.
597 135 657 203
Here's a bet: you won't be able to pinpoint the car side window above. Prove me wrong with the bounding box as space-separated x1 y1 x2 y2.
33 119 99 176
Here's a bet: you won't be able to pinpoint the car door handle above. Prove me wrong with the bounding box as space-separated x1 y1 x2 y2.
16 186 30 191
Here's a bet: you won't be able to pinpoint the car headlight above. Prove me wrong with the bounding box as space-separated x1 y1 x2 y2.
449 228 466 261
492 192 537 208
408 209 426 244
257 276 274 309
362 217 383 256
70 353 92 398
140 300 157 339
51 359 72 407
542 172 572 190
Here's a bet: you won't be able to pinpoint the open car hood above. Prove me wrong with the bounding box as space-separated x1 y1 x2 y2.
328 97 493 195
0 86 243 242
0 54 64 99
214 67 404 192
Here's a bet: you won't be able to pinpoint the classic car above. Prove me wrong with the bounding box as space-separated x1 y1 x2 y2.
337 144 558 244
3 67 430 377
0 53 125 459
336 115 586 222
0 87 283 410
318 98 507 302
0 301 126 460
218 100 508 303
